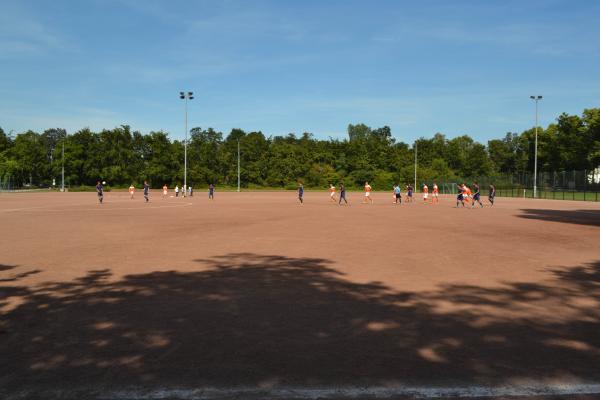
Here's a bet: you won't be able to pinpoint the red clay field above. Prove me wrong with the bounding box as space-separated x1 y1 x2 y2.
1 191 600 399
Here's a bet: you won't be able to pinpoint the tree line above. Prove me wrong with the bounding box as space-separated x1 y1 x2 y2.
1 108 599 189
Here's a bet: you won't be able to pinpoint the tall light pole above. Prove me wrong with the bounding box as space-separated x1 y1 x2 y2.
61 136 65 192
180 91 194 196
237 139 240 192
530 95 542 198
49 146 55 187
414 140 418 191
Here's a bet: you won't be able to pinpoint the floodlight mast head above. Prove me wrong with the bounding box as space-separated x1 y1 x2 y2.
180 91 185 99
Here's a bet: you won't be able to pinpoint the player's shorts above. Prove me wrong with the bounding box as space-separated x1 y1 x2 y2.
423 193 428 199
163 190 167 195
433 192 438 197
408 192 413 197
330 192 335 197
365 192 370 197
457 194 464 200
395 193 401 199
473 193 481 201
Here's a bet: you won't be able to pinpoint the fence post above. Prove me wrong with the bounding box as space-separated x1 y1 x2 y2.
584 169 587 201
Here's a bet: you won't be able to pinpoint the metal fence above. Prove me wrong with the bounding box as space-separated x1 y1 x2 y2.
419 169 600 202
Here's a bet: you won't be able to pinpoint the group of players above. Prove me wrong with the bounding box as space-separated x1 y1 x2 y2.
95 181 216 204
300 181 497 207
95 179 496 208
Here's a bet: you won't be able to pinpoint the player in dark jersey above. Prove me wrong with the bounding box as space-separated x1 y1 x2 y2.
472 182 483 208
339 183 348 205
456 184 465 208
488 184 496 206
298 182 304 204
143 181 150 203
96 181 104 204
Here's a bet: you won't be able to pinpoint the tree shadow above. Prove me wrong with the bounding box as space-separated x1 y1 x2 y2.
519 209 600 227
0 253 599 396
0 269 42 282
0 264 17 272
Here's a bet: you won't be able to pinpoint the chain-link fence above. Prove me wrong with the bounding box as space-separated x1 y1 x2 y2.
418 169 600 201
0 175 68 192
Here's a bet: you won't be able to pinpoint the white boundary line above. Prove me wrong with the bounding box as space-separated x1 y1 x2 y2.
99 384 600 399
8 384 600 400
1 202 194 213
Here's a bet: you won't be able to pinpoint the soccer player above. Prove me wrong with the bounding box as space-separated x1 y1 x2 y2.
456 184 465 208
129 184 135 200
363 181 373 204
298 182 304 204
406 184 413 203
143 181 150 203
463 183 472 204
175 185 179 197
162 184 168 198
189 186 193 197
422 183 429 204
329 184 337 202
339 183 348 205
432 182 439 204
209 183 215 200
472 182 484 208
489 184 496 206
96 181 104 204
394 184 401 204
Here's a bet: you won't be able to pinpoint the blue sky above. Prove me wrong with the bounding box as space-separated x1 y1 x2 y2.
1 0 599 144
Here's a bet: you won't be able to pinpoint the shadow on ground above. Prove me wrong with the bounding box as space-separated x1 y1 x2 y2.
0 264 16 272
519 209 600 226
0 254 599 394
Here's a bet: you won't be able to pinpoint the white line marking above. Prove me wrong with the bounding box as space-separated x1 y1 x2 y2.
9 384 600 399
1 202 194 213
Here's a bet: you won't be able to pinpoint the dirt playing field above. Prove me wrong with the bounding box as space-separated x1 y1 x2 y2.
1 190 600 399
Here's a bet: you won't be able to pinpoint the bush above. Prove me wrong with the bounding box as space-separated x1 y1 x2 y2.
372 170 395 190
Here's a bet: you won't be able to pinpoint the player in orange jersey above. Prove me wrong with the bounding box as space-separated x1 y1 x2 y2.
329 184 337 202
432 182 439 203
363 181 373 204
128 184 135 199
422 183 429 203
462 183 472 204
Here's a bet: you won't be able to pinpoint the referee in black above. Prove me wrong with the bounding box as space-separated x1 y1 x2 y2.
143 181 150 203
96 181 104 204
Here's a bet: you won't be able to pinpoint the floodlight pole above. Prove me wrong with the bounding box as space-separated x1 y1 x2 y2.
414 141 417 191
530 95 542 198
184 97 188 197
61 137 65 192
237 139 240 192
180 91 194 196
